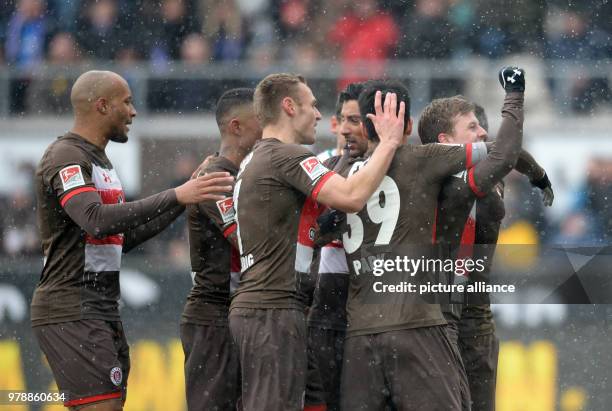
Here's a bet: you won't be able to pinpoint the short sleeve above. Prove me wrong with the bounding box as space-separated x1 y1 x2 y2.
196 163 237 236
46 145 96 207
273 144 335 200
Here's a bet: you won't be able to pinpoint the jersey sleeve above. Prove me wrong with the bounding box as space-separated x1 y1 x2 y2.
273 144 335 200
417 142 488 183
46 144 96 206
196 163 237 238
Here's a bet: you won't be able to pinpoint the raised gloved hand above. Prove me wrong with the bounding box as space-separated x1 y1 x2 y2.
531 172 554 207
499 66 525 92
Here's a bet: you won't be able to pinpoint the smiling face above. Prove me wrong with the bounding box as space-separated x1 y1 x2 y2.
446 111 487 144
107 79 137 143
291 82 322 145
339 100 368 158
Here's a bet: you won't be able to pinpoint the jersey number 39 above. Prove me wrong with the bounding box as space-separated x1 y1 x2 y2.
343 176 400 254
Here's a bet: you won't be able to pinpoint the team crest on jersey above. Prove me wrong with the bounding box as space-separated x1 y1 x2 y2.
59 165 85 191
216 197 235 224
110 367 122 386
300 157 327 181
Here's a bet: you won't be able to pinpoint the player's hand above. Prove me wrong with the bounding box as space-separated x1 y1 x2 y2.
175 172 234 204
531 172 553 207
191 153 218 179
366 91 405 148
499 66 525 93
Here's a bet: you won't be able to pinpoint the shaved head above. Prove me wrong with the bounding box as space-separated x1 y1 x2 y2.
70 70 136 144
70 70 129 114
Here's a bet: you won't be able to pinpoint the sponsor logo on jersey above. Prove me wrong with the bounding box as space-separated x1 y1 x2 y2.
216 197 235 224
110 366 122 386
59 165 85 191
300 157 328 181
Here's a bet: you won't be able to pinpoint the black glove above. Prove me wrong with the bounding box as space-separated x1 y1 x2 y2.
317 209 346 237
499 66 525 92
531 172 554 206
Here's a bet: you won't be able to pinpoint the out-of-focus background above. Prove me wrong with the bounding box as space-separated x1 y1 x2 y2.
0 0 610 410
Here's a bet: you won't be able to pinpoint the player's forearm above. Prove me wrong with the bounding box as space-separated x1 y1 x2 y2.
514 149 545 181
472 92 524 192
122 204 185 253
64 189 179 238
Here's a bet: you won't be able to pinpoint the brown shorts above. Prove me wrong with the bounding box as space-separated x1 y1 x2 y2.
307 327 345 411
229 308 307 411
33 320 129 408
180 323 240 411
340 325 470 411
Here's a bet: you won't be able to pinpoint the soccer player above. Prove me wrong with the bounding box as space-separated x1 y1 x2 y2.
339 75 519 410
307 81 368 411
181 88 262 411
316 113 344 163
31 70 234 411
230 73 405 411
419 69 552 410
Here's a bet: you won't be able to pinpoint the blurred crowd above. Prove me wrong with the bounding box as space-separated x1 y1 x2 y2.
0 0 611 113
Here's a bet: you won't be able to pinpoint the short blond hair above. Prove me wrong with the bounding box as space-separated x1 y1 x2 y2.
418 95 475 144
254 73 306 127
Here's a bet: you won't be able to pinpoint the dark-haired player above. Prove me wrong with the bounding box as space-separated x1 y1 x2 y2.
307 81 368 411
230 73 405 411
338 75 521 410
32 71 234 411
181 88 262 411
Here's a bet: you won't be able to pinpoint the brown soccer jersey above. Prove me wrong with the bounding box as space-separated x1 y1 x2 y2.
231 138 334 310
32 133 178 326
182 156 240 326
342 142 488 337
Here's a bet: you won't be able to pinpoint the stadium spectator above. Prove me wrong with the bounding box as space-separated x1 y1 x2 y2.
328 0 399 89
201 0 246 61
26 32 82 114
75 0 126 60
145 0 198 64
5 0 48 69
398 0 454 60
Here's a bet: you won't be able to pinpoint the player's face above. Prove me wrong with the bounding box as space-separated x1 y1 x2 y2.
293 83 321 145
339 100 368 158
238 109 263 152
449 111 487 144
108 81 137 143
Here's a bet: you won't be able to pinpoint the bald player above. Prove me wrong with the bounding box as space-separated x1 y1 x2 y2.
32 70 233 411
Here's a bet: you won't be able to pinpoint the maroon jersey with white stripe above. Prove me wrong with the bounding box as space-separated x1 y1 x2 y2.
32 133 126 326
231 138 334 310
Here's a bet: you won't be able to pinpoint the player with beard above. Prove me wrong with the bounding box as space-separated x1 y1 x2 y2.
339 75 522 410
420 68 553 411
31 71 234 411
306 81 368 411
181 88 262 411
230 73 405 411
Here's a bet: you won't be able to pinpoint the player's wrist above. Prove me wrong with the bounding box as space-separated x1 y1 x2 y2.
531 172 551 190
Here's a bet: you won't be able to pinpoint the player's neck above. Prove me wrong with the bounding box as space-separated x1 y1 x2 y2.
262 124 299 145
219 144 247 169
70 122 108 150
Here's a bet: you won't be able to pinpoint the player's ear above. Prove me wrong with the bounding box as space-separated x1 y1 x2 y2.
281 97 295 116
229 118 240 135
95 98 109 115
439 131 455 143
404 117 413 137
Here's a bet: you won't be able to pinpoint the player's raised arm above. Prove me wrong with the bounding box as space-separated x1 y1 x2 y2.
316 91 404 212
464 66 526 197
514 149 554 206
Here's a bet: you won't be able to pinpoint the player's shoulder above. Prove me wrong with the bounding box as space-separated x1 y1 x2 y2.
202 156 238 176
41 134 91 170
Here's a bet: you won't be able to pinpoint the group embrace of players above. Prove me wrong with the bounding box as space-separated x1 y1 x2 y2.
32 67 553 411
